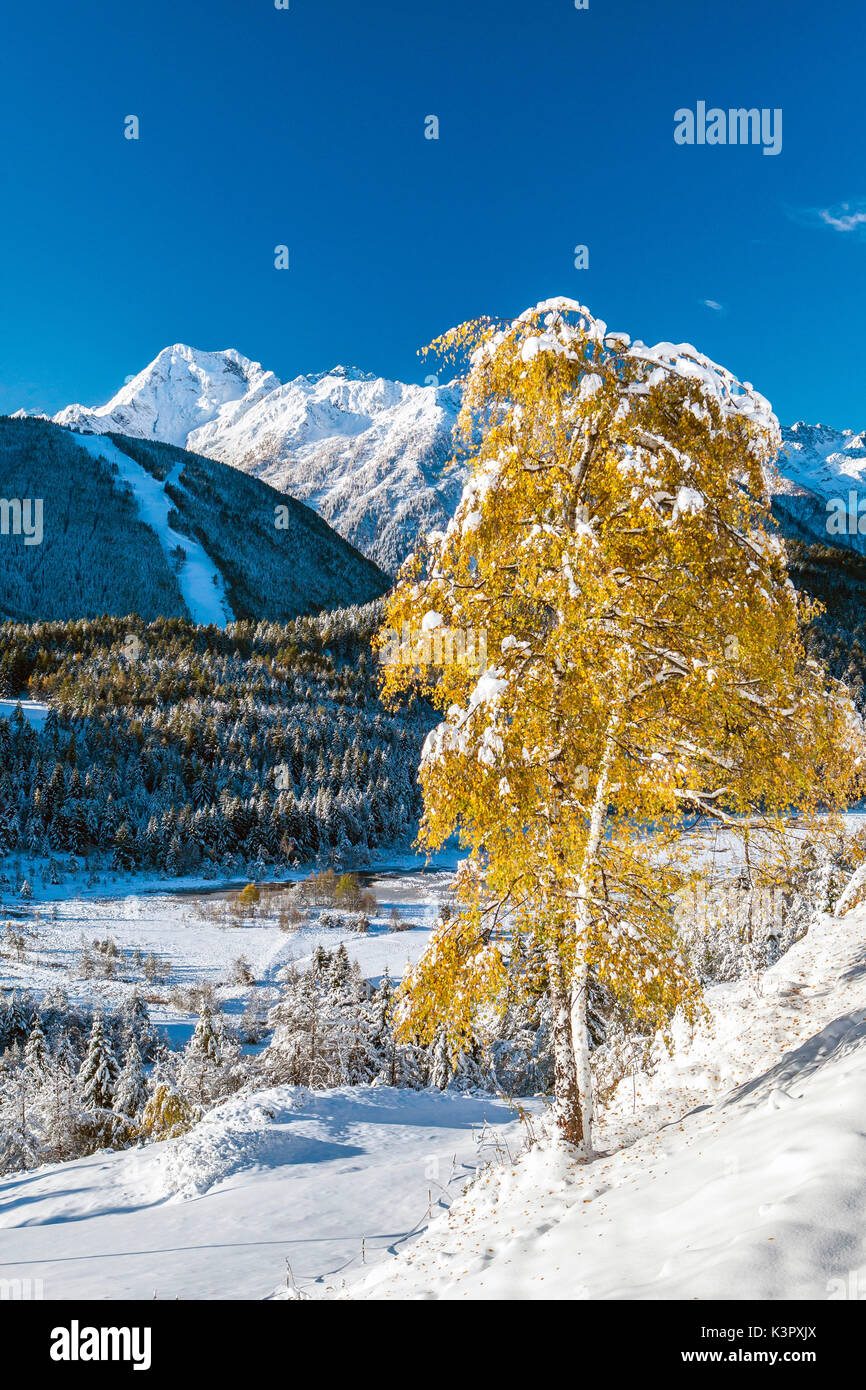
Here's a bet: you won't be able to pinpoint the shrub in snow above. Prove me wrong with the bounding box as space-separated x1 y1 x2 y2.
318 909 348 931
140 1082 195 1142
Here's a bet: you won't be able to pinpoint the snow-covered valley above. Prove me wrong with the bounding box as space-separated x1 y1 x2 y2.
2 850 866 1302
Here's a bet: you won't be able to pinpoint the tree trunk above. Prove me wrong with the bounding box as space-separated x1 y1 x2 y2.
546 942 584 1148
567 714 620 1155
569 933 594 1152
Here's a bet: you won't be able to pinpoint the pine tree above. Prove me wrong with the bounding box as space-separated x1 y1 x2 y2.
114 1040 147 1122
23 1014 49 1080
112 820 137 871
77 1018 119 1112
178 1005 236 1108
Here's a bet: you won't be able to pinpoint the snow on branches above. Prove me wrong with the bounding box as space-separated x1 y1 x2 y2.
380 298 866 1150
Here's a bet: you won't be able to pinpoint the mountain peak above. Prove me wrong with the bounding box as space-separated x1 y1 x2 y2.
307 365 379 384
54 344 279 447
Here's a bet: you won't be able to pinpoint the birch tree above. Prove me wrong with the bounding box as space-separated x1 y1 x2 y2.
380 297 865 1151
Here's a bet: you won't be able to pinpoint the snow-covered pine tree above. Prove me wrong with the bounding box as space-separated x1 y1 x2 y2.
114 1040 147 1124
77 1018 119 1113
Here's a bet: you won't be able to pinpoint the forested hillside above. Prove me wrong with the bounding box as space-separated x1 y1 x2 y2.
0 604 427 885
787 538 866 706
106 433 391 618
0 418 389 624
0 418 185 622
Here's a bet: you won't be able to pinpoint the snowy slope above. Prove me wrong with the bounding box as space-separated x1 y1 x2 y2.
54 351 464 574
341 897 866 1301
72 434 233 627
0 1087 534 1301
187 368 465 576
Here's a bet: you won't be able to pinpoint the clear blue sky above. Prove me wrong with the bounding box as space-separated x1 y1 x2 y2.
1 0 864 427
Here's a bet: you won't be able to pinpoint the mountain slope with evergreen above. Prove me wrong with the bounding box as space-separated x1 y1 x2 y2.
0 418 389 625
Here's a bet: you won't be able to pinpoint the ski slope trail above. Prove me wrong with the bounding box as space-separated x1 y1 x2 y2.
71 433 233 627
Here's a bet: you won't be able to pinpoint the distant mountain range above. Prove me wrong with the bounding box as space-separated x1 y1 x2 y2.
773 422 866 553
35 343 866 571
0 417 389 626
46 345 465 575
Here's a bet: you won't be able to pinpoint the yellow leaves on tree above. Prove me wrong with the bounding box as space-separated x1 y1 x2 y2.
380 297 866 1150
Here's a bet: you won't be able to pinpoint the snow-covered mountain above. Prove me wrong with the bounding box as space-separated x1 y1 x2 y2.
778 421 866 499
54 345 280 448
54 347 465 575
772 422 866 554
50 346 866 569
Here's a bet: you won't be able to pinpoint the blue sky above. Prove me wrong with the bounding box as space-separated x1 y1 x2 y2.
1 0 864 427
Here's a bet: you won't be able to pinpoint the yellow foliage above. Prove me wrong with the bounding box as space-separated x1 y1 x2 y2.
380 300 866 1135
139 1082 196 1140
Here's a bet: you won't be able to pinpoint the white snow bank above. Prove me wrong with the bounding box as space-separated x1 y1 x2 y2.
0 1086 537 1301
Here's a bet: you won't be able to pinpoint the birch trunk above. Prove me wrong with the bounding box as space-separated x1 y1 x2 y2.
545 941 583 1148
568 717 619 1155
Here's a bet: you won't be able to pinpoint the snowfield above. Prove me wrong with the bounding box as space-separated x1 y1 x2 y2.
0 1087 535 1301
0 871 451 1046
3 874 866 1300
339 898 866 1300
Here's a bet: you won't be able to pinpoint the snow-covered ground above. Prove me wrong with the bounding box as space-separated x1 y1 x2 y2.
5 848 866 1301
0 867 523 1301
344 897 866 1301
0 1086 533 1300
71 433 233 627
0 871 451 1045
